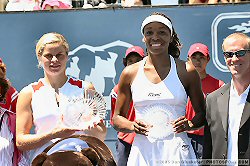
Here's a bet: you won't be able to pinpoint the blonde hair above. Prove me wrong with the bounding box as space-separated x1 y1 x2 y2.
222 33 250 51
36 32 69 58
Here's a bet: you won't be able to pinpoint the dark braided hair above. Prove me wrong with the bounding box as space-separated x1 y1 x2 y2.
0 78 9 102
149 12 181 58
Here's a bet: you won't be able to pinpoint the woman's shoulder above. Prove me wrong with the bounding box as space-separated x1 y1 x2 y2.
118 62 141 87
122 61 140 76
18 85 33 100
175 59 197 74
174 58 192 73
21 79 44 93
175 59 200 87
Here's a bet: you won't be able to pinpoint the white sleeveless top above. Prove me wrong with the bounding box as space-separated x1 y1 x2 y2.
131 56 187 121
25 77 89 163
31 77 87 135
128 56 197 166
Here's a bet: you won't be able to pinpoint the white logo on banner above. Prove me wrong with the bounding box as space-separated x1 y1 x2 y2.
211 12 250 72
66 40 133 111
228 20 250 33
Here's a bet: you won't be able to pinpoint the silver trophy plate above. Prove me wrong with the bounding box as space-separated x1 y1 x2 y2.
143 103 175 141
61 89 106 130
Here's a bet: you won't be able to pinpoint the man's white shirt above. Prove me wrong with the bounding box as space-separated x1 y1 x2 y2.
227 81 250 166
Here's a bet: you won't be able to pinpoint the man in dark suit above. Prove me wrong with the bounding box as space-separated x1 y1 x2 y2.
203 32 250 166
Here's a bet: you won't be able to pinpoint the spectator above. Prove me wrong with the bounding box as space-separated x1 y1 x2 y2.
0 77 14 166
0 0 8 11
36 0 72 10
0 59 18 114
112 12 205 165
203 33 250 165
121 0 150 7
185 43 224 159
178 0 188 4
0 58 20 166
150 0 178 6
16 32 107 165
71 0 83 8
189 0 229 4
5 0 37 11
111 46 145 166
82 0 107 9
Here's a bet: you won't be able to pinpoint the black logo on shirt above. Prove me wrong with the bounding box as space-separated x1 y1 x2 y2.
148 93 161 97
182 144 190 151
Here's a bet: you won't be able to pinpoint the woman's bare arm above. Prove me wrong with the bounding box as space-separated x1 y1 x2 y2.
185 62 206 128
16 87 77 151
173 60 205 133
112 66 136 133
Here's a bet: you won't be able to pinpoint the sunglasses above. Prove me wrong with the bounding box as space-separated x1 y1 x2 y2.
223 49 250 58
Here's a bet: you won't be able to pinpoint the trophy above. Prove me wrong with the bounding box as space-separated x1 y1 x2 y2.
61 89 106 130
143 103 175 141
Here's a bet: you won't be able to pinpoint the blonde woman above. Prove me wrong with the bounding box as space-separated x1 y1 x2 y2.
16 32 106 164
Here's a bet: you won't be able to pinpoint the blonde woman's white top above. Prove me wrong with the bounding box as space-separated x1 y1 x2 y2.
23 77 89 164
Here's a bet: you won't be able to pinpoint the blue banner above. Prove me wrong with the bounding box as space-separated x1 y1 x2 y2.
0 3 249 153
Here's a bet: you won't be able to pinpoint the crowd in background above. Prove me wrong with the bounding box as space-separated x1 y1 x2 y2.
0 0 249 12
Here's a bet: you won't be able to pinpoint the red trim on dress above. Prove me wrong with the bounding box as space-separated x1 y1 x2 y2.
68 78 82 88
32 81 44 92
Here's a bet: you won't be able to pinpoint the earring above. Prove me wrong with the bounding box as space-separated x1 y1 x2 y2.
38 61 42 69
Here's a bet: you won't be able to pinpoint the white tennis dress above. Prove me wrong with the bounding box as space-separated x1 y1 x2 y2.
128 56 197 166
21 77 90 165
